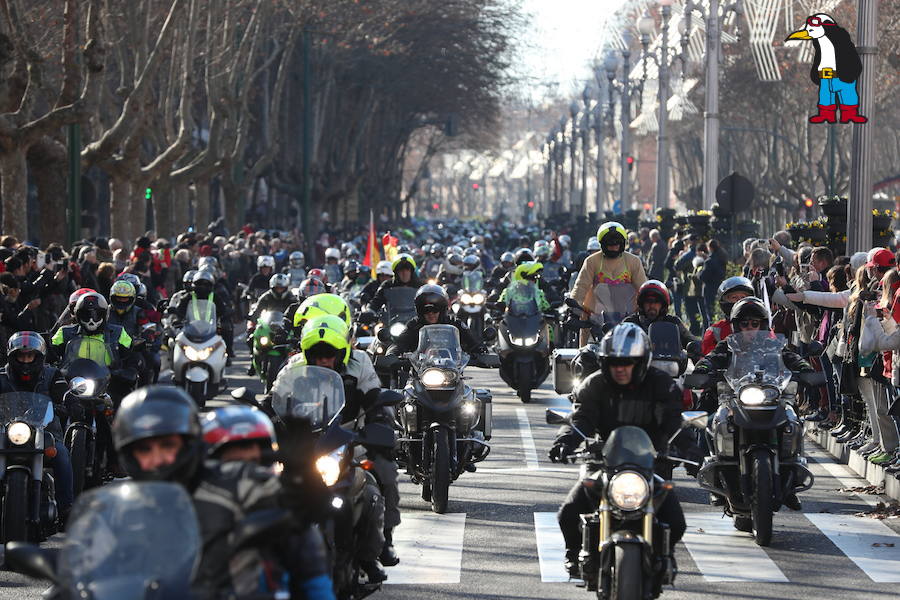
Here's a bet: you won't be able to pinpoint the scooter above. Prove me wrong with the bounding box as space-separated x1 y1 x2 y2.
172 299 227 407
494 282 552 403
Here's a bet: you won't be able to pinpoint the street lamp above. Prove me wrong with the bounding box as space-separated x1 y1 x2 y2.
603 32 641 212
568 101 579 215
580 85 592 218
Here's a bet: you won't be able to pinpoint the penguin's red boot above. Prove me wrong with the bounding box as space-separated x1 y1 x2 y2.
809 104 837 124
839 105 868 124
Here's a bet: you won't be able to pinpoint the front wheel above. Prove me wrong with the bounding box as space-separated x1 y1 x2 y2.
750 449 774 546
517 361 533 403
431 429 451 514
67 428 89 496
2 470 32 543
187 380 208 408
608 543 642 600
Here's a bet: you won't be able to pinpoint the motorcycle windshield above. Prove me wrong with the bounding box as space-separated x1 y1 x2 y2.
648 322 681 361
185 300 217 341
602 425 656 471
259 310 286 336
724 331 792 390
384 287 416 324
270 365 345 428
61 336 116 369
505 312 542 339
0 392 52 428
506 282 540 317
413 325 463 369
462 271 484 292
58 481 199 598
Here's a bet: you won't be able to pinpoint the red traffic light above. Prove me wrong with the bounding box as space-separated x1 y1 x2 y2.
527 201 535 208
472 183 480 190
431 203 440 211
804 197 814 208
626 156 635 171
643 202 652 212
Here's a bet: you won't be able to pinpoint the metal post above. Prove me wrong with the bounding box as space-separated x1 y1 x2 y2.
848 0 878 253
702 0 720 210
581 94 590 217
620 44 632 210
568 104 578 215
656 3 672 211
301 30 313 256
67 124 82 244
593 104 606 214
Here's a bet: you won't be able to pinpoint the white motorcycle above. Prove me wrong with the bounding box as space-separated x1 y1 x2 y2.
172 299 227 407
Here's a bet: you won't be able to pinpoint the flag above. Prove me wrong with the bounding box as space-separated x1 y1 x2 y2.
364 210 381 267
382 231 399 262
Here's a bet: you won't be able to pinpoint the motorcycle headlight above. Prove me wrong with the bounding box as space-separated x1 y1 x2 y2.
70 376 96 397
472 293 485 304
316 446 345 487
608 471 650 511
461 293 473 304
461 401 478 416
259 336 270 347
7 422 32 446
184 345 214 362
421 368 453 388
739 386 767 406
389 323 406 338
511 334 539 347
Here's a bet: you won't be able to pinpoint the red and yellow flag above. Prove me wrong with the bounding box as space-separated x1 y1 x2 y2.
382 231 399 262
364 210 381 267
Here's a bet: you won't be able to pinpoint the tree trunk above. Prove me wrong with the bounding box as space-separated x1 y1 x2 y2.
152 179 172 238
172 184 190 234
221 180 241 234
0 150 29 240
109 174 134 242
28 139 68 245
193 180 210 233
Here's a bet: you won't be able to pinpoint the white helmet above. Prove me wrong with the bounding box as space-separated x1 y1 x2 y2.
269 273 291 299
375 260 393 276
325 248 341 260
587 238 601 251
289 251 305 269
558 235 571 249
257 255 275 269
198 256 218 271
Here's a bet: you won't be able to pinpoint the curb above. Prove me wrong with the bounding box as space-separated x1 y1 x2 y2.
804 423 900 501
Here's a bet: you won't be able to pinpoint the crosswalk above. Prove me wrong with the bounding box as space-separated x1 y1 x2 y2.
386 510 900 585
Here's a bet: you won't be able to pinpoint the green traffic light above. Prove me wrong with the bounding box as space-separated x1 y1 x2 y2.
145 187 152 200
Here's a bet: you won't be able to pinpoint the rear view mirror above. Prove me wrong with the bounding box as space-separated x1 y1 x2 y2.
4 542 58 583
683 373 710 389
482 326 498 342
686 341 701 357
377 328 391 343
377 389 402 408
358 422 396 448
565 297 581 309
681 410 708 430
545 407 571 425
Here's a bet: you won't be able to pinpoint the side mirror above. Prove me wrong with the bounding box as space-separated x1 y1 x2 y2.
681 410 709 430
230 509 293 552
564 297 581 309
482 326 498 342
686 340 701 357
549 300 563 309
131 338 147 351
545 407 572 425
797 371 827 387
377 389 403 408
683 372 711 389
377 328 391 343
358 422 396 448
493 301 507 312
156 299 169 313
4 542 58 583
804 341 825 357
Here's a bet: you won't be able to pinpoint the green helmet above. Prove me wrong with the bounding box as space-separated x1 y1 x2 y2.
300 314 351 365
293 293 352 331
513 261 543 283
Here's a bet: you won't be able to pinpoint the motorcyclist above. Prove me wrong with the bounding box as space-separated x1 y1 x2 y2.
50 292 137 373
548 322 685 577
248 256 276 295
422 243 445 279
339 260 363 296
249 273 297 323
573 237 601 275
388 284 484 356
498 262 551 313
170 270 235 363
489 252 515 291
284 251 307 287
700 276 755 355
49 287 96 336
368 254 421 313
0 332 74 526
202 405 278 466
323 248 343 285
111 386 335 600
108 279 160 386
361 261 393 307
436 253 464 293
623 280 697 349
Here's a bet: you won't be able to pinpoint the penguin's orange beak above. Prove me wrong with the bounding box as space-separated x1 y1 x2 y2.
786 29 812 41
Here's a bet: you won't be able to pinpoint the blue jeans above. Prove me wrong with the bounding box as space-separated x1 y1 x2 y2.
818 77 860 106
50 441 74 512
683 296 708 336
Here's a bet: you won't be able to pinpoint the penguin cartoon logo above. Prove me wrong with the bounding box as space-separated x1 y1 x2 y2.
786 13 867 125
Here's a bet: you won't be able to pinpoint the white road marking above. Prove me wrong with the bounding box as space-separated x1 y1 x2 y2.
805 513 900 582
470 466 579 474
386 513 466 584
534 512 571 582
516 407 541 470
681 512 789 582
807 448 886 508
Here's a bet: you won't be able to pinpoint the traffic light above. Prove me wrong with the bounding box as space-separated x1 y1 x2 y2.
804 197 814 208
431 202 440 211
626 156 635 171
472 183 480 191
643 202 652 212
145 187 153 201
527 200 535 209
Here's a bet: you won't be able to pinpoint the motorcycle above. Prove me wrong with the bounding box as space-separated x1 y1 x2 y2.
250 310 291 393
452 270 487 345
369 287 417 387
495 281 552 403
395 325 492 513
0 392 58 543
172 299 227 407
683 331 819 546
546 407 708 600
268 365 397 599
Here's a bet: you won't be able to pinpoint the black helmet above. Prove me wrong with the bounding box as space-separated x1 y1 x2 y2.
6 331 47 386
343 259 360 278
598 323 652 387
414 284 449 320
447 253 464 267
500 251 515 267
717 276 754 318
729 296 769 331
462 255 481 271
74 292 108 334
192 269 215 298
112 385 203 485
514 248 534 265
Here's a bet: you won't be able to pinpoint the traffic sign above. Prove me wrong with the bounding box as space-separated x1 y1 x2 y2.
715 172 754 214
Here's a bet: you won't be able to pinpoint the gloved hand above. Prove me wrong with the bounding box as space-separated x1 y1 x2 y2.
548 441 573 464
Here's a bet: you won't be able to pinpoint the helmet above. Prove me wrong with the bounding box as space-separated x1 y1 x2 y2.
340 242 355 257
68 288 96 314
375 260 393 277
117 273 141 290
7 331 47 385
717 276 754 318
586 238 601 251
136 281 148 299
597 222 627 258
534 245 551 261
202 406 277 463
293 293 352 332
297 277 326 300
462 255 481 271
269 273 290 299
358 265 371 280
197 257 218 272
729 296 769 331
345 246 361 260
343 259 360 278
257 255 275 270
392 253 416 274
514 248 534 265
415 284 449 320
325 248 341 261
110 280 137 315
300 315 351 365
289 251 305 269
471 235 484 246
74 292 108 334
533 239 550 252
447 254 463 267
431 243 445 257
182 269 197 291
307 267 328 284
598 323 652 386
500 252 514 267
192 270 215 298
463 246 479 257
112 385 203 484
636 280 670 315
558 235 571 249
513 261 543 283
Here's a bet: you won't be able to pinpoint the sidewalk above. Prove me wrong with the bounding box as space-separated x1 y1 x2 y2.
805 423 900 501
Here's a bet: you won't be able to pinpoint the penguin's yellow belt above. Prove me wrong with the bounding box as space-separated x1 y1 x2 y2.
819 68 835 79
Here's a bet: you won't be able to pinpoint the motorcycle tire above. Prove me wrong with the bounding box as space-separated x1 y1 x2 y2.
750 449 774 546
187 380 208 409
608 543 642 600
517 362 533 404
2 469 31 543
67 428 89 496
421 481 432 503
431 429 451 514
733 515 753 533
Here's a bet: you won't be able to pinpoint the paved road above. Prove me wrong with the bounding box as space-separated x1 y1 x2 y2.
3 348 900 599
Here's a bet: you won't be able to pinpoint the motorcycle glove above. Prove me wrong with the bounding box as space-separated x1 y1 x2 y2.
548 441 573 464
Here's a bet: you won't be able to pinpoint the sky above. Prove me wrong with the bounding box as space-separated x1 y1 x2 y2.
515 0 630 99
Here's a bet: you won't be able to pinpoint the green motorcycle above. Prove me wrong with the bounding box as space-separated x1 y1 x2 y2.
251 310 291 392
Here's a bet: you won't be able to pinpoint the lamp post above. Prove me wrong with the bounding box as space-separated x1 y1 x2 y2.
603 32 638 212
581 86 591 218
568 101 579 215
558 115 568 214
592 102 607 214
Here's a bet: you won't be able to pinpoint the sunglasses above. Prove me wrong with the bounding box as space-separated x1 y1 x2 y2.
806 16 834 27
423 306 441 314
739 319 763 328
607 358 637 367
